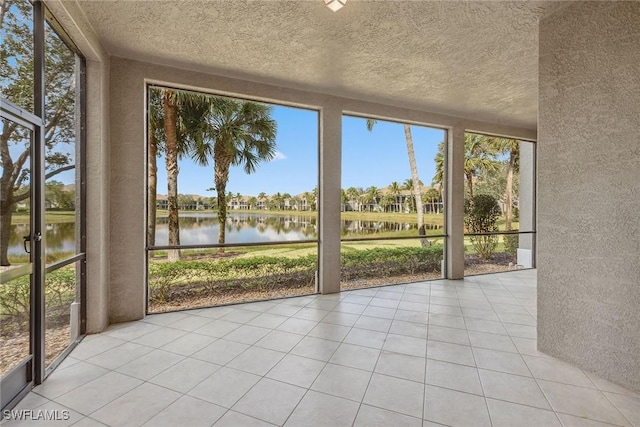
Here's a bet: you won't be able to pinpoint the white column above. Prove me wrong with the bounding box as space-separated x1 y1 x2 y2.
447 126 465 279
318 102 342 294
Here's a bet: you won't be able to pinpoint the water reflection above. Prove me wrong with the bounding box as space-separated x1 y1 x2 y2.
8 222 76 256
8 213 444 254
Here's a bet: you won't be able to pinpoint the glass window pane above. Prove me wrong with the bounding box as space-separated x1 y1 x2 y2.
44 20 79 264
463 134 535 275
341 115 446 290
341 238 444 290
148 243 317 313
0 0 34 111
148 86 319 251
1 117 32 268
147 86 319 311
45 261 80 369
0 274 31 377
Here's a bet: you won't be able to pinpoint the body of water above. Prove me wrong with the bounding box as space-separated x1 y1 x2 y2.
8 212 443 255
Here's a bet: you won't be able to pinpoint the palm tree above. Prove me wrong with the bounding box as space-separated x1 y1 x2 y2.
190 98 277 247
464 133 499 204
388 181 401 212
248 196 258 210
282 192 292 210
345 187 360 211
492 138 520 230
147 88 164 246
366 119 425 237
365 186 382 211
402 179 415 213
162 89 181 260
432 141 445 208
425 188 441 214
159 88 211 260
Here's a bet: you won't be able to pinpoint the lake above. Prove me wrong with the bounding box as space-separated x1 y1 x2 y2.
8 212 443 255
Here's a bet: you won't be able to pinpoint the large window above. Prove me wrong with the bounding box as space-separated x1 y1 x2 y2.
462 133 535 275
341 115 446 290
146 86 319 313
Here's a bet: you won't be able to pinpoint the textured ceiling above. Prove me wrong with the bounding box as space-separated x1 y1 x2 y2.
74 0 564 129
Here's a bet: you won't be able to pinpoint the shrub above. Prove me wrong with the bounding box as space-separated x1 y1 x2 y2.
465 194 501 259
147 245 444 306
503 234 519 260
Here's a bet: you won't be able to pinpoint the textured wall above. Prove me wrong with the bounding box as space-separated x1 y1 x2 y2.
538 2 640 391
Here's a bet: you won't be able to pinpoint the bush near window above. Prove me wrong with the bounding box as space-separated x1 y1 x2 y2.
148 245 443 306
465 194 501 259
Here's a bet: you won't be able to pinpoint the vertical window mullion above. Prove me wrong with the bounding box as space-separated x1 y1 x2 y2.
32 0 46 385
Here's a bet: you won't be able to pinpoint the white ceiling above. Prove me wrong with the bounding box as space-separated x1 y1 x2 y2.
74 0 565 130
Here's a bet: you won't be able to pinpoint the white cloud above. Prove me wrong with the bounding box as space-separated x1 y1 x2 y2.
272 151 287 161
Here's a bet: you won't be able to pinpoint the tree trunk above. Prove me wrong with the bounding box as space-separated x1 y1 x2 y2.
163 91 180 261
403 125 426 245
0 206 13 266
504 148 515 231
466 171 474 203
147 131 158 247
214 142 232 253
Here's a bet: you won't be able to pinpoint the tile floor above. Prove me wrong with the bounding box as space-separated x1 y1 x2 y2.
3 270 640 426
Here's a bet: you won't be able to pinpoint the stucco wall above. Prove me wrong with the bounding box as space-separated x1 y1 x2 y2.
538 1 640 391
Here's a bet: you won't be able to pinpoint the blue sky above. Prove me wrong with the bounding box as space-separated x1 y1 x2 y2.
155 105 446 197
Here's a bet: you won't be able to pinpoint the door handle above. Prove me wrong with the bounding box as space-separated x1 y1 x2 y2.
22 232 41 254
23 235 30 254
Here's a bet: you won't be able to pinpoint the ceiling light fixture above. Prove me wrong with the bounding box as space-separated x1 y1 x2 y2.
325 0 347 12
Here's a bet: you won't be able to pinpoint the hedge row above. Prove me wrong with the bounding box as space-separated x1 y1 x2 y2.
149 245 443 304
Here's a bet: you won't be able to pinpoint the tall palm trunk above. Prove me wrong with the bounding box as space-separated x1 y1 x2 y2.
465 171 474 203
504 148 516 231
404 125 426 243
147 131 157 246
214 141 232 252
163 91 180 260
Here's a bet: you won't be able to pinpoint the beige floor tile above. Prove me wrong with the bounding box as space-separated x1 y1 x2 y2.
375 351 426 383
284 390 359 427
214 411 277 427
538 380 631 426
91 383 180 427
188 367 260 408
311 363 372 401
353 404 422 427
423 385 491 427
191 339 249 365
142 395 226 427
148 357 220 393
232 378 306 425
363 373 424 418
344 328 387 349
426 359 483 395
255 330 304 352
486 398 561 427
473 347 530 376
266 354 326 388
427 340 476 367
226 346 285 375
55 371 141 415
329 343 380 371
290 336 340 361
478 368 551 409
